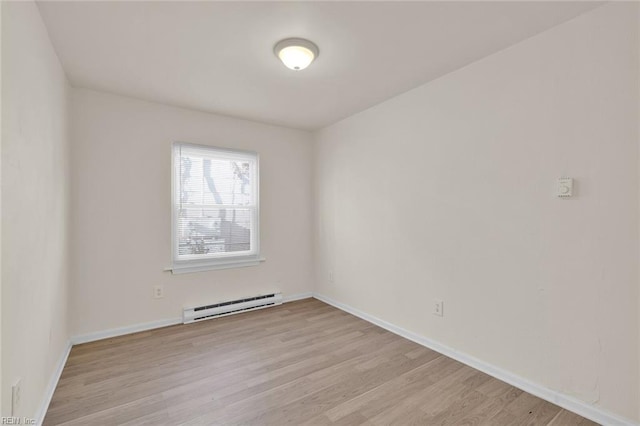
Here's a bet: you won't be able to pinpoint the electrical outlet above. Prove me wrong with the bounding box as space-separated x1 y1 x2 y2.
12 378 21 416
328 270 334 283
433 299 444 317
153 285 164 299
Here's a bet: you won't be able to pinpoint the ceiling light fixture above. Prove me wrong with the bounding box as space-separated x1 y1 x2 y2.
274 38 319 71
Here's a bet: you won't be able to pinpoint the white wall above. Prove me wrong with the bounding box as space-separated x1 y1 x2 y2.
0 0 4 415
637 5 640 423
1 1 71 418
314 3 639 422
70 89 314 336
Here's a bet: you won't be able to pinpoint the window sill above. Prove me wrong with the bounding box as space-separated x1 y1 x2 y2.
167 257 266 274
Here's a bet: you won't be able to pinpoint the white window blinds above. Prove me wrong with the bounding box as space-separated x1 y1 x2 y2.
172 143 260 271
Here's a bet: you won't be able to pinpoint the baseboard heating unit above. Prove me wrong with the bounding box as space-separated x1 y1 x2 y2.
183 292 283 324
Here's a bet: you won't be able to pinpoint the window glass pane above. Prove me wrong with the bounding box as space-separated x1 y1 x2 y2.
174 143 258 264
179 153 253 207
177 207 252 256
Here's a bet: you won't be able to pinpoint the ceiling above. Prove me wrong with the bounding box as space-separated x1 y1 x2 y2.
37 1 602 130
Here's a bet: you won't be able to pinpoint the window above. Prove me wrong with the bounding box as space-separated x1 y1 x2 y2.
171 143 262 273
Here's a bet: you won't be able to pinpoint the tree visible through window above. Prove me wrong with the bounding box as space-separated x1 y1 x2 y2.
172 143 260 271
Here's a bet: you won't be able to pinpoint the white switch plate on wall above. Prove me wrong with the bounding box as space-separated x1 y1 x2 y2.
557 177 573 197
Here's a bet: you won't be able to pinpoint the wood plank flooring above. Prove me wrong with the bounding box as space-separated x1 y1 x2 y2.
44 298 598 425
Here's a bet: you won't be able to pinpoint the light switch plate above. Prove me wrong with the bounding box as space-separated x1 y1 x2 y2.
557 177 573 198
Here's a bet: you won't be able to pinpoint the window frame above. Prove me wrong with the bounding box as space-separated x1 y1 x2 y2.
170 142 263 274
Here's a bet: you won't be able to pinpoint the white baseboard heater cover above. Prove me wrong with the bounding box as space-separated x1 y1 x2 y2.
183 292 283 324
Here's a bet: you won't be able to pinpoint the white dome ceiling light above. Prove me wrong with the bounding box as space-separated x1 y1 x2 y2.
274 38 319 71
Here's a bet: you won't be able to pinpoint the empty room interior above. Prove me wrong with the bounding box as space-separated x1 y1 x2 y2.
2 1 640 425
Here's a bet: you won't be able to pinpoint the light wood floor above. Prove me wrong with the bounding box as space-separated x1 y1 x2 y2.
44 298 598 426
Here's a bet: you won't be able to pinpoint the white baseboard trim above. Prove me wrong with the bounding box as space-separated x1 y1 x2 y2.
35 340 72 426
283 292 313 303
313 293 638 426
71 317 182 345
